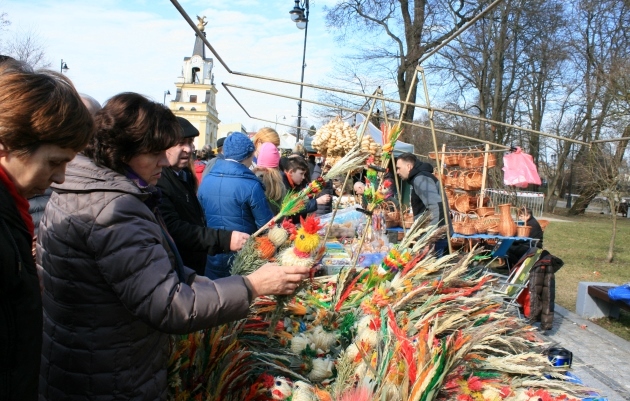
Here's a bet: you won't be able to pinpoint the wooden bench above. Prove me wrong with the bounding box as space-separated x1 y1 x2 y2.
576 282 630 319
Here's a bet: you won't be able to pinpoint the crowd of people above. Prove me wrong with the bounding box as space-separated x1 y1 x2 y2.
0 59 310 400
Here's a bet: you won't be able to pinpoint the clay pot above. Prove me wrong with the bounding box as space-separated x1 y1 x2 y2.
498 203 517 237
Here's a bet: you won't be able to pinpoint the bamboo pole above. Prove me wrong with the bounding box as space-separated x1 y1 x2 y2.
223 81 583 147
378 96 407 237
418 67 453 254
479 144 490 208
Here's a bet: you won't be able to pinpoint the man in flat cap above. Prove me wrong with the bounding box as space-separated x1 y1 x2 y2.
157 117 249 275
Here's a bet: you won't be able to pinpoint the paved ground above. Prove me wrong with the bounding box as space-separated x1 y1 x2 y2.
539 305 630 401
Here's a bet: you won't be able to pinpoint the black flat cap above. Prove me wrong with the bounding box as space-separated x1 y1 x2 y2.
176 117 199 138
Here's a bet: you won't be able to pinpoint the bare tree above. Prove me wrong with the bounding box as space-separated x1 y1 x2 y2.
324 0 492 140
2 29 50 69
576 143 627 262
566 0 630 214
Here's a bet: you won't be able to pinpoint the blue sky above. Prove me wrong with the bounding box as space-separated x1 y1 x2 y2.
1 0 343 131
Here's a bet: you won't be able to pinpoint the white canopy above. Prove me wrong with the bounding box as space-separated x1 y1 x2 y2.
355 114 414 156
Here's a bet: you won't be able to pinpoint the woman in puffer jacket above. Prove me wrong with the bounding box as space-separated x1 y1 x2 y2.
0 59 94 401
37 93 309 401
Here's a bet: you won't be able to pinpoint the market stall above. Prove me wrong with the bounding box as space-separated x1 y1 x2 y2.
167 218 589 401
163 4 603 400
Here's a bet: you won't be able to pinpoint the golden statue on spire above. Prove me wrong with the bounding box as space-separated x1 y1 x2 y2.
196 15 208 32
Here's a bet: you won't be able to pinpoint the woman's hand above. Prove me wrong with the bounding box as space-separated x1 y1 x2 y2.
229 231 250 251
245 263 310 298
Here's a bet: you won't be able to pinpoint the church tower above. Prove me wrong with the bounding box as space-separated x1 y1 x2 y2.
169 16 219 150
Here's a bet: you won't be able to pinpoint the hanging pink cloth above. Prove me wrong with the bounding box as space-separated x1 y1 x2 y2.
502 147 541 188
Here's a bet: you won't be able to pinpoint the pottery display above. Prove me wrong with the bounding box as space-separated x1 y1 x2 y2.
498 203 517 237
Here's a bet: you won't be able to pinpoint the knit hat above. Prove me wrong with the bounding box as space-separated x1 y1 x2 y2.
223 132 255 161
257 142 281 168
176 117 199 138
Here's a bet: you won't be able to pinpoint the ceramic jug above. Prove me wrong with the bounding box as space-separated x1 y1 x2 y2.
498 203 517 237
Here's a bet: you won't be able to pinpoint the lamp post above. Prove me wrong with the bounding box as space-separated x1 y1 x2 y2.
566 145 575 209
289 0 309 142
60 59 69 74
163 90 171 105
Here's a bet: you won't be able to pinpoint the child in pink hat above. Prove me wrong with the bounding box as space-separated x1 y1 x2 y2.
253 142 285 214
256 142 281 168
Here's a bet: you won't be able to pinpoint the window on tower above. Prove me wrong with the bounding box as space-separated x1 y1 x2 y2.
190 95 197 103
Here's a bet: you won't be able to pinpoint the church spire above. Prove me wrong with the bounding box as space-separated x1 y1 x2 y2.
193 15 208 58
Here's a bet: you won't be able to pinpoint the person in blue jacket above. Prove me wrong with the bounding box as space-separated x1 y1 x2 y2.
198 132 274 279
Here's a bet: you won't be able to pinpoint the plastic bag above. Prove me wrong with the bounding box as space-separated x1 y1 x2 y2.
502 147 541 188
608 283 630 306
317 205 367 238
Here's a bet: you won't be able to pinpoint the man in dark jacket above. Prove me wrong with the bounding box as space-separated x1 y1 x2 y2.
396 153 450 255
157 118 249 275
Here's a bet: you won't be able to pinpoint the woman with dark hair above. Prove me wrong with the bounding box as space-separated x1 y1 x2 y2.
0 60 94 400
37 93 309 400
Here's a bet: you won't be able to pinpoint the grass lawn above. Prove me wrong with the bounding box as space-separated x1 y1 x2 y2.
544 212 630 340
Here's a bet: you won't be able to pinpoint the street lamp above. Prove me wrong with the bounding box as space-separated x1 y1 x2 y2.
288 0 309 142
163 90 171 105
275 115 286 130
60 59 69 74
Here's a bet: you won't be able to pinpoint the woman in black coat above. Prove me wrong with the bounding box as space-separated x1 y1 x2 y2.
0 59 94 401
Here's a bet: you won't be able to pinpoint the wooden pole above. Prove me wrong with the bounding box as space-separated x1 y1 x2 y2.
479 144 490 208
418 67 453 254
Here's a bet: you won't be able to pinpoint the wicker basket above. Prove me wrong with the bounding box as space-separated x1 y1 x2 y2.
476 206 495 217
451 236 465 250
468 154 485 168
516 225 532 238
453 215 476 235
382 201 401 228
463 171 483 190
444 154 459 166
474 216 500 234
402 208 414 229
454 194 474 213
459 222 477 236
459 152 471 168
445 188 456 209
445 169 461 187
